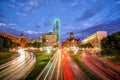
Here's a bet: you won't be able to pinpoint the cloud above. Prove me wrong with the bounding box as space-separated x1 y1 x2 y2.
116 0 120 4
0 24 40 39
26 30 39 34
9 23 19 29
0 22 42 39
18 0 45 12
0 22 6 26
61 23 74 31
16 12 27 16
0 22 22 37
60 0 77 3
2 0 43 12
76 7 100 21
63 18 120 40
75 0 105 22
24 0 40 11
9 23 17 26
0 22 19 29
79 19 120 38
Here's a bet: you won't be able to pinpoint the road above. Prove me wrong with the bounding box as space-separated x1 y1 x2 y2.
0 48 36 80
62 49 89 80
81 51 120 80
37 49 62 80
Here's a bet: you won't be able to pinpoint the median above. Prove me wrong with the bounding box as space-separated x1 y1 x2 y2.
0 52 18 65
68 50 96 80
25 49 56 80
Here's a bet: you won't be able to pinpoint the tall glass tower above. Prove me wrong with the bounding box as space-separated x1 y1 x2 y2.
52 18 60 47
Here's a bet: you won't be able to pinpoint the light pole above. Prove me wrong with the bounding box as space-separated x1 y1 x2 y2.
46 39 51 59
47 47 50 59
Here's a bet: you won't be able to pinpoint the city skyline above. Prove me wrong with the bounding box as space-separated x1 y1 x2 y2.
0 0 120 41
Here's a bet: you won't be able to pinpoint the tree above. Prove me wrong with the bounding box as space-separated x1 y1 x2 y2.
0 35 13 51
11 42 20 48
0 35 20 52
0 36 4 48
33 42 41 48
25 43 33 47
101 31 120 56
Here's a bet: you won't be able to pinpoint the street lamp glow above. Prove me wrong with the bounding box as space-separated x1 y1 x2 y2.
47 49 51 54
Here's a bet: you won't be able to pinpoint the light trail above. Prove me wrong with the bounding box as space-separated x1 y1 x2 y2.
0 48 36 80
81 51 120 80
62 49 89 80
37 49 62 80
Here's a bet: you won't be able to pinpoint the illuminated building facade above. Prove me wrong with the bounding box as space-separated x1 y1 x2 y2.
42 33 58 46
82 31 107 47
62 32 81 47
19 34 30 47
0 32 19 43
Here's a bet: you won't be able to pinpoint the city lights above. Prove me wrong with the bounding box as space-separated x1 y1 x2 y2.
0 0 120 80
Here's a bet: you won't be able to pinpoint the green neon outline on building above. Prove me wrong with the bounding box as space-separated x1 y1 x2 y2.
52 18 60 47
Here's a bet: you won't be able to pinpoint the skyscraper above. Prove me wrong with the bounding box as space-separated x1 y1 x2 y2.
52 18 60 46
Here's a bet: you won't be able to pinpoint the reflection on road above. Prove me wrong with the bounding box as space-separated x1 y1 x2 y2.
0 48 36 80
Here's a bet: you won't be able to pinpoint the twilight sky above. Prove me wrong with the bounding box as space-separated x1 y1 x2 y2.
0 0 120 41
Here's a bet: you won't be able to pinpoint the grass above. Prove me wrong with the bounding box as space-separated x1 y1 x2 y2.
109 56 120 65
25 49 56 80
100 54 120 65
0 52 17 65
68 50 96 80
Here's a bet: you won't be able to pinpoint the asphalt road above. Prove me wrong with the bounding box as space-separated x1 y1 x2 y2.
0 48 36 80
81 51 120 80
62 49 89 80
37 49 62 80
37 49 89 80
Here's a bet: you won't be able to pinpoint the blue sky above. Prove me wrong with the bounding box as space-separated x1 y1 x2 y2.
0 0 120 41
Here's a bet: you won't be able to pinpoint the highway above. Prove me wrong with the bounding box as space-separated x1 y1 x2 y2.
37 49 62 80
62 49 89 80
81 51 120 80
0 48 36 80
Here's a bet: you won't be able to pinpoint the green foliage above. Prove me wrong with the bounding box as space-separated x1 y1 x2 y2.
0 35 19 52
25 43 33 47
101 31 120 56
0 52 16 65
26 42 46 48
25 50 56 80
0 36 11 51
11 42 20 48
33 42 40 48
69 50 96 79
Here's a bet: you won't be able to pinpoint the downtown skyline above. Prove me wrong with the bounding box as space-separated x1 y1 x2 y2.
0 0 120 41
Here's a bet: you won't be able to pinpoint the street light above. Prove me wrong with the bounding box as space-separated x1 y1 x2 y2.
46 40 51 59
47 48 50 54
